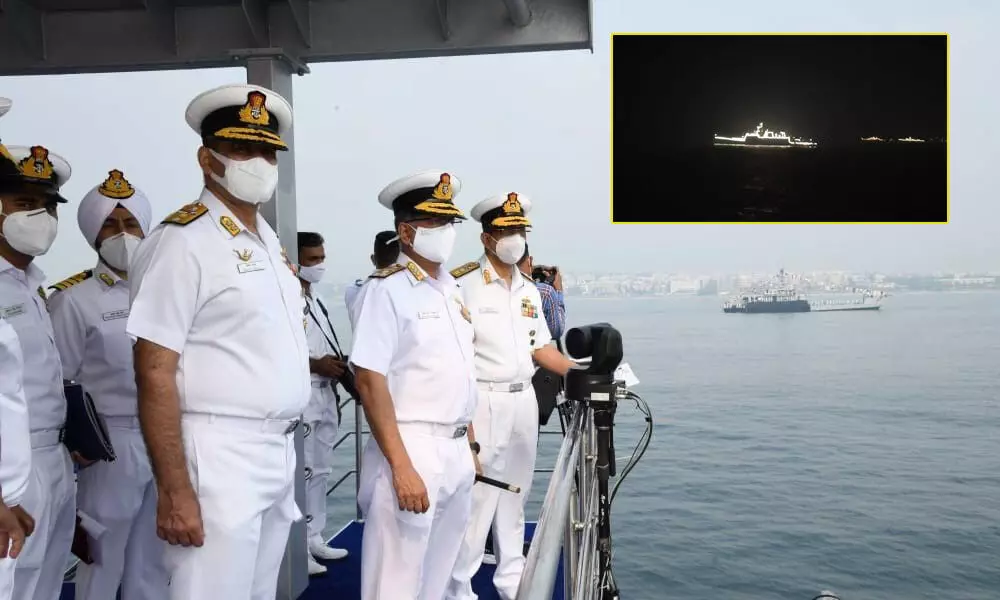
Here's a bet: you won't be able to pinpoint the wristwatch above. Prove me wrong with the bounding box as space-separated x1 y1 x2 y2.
470 441 481 455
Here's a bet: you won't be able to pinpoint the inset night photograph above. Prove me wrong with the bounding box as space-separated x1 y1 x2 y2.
612 33 948 223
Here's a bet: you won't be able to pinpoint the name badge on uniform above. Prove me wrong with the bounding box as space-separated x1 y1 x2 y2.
1 304 25 319
417 311 440 319
237 261 267 274
478 307 499 314
102 309 129 321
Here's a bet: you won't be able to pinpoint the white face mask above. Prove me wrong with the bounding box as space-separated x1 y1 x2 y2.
99 232 142 272
409 223 457 264
492 233 526 265
208 149 279 205
1 208 58 257
298 263 326 284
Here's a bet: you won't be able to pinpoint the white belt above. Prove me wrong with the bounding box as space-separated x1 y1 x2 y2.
311 380 331 389
398 422 469 439
103 415 141 429
182 413 300 435
30 428 64 449
477 380 531 393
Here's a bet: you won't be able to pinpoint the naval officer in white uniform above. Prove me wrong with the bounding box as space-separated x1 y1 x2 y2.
0 313 31 599
47 170 168 600
344 230 398 333
0 144 78 600
351 170 481 600
296 231 349 574
0 100 33 599
126 84 311 600
448 192 574 600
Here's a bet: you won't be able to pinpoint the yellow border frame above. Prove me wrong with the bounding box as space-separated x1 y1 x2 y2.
609 32 950 225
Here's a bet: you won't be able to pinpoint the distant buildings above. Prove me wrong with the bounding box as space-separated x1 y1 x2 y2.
317 270 998 304
559 270 998 298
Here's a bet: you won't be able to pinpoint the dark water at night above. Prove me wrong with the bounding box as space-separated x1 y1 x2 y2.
613 144 947 223
323 291 998 599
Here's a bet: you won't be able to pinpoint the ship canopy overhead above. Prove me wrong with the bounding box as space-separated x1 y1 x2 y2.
0 0 592 76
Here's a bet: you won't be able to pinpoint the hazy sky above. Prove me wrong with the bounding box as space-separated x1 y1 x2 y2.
3 0 996 282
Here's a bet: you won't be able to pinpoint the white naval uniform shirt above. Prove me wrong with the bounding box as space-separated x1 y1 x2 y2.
344 279 363 333
456 255 553 384
0 257 66 435
350 255 477 427
126 188 311 420
49 262 136 417
0 315 31 506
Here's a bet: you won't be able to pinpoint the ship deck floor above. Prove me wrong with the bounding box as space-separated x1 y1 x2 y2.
59 520 564 600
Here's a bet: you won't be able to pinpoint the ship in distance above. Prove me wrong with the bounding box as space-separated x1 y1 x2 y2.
723 269 885 314
713 122 818 148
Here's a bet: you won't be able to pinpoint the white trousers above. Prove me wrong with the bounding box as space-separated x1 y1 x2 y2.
303 385 340 543
163 416 300 600
0 557 14 600
448 387 539 600
74 421 168 600
359 427 475 600
14 441 77 600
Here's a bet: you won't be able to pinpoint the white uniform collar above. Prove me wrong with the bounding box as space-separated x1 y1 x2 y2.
198 187 264 240
0 254 45 288
477 253 525 291
397 252 455 288
93 260 123 290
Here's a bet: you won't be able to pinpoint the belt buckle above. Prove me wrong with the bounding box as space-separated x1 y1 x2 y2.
510 382 524 393
284 420 301 435
58 427 66 443
454 425 468 438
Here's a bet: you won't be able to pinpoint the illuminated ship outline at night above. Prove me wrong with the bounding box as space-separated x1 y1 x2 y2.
713 122 817 148
861 136 927 143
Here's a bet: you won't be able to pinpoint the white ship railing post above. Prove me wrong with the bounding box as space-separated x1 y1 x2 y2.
240 49 311 600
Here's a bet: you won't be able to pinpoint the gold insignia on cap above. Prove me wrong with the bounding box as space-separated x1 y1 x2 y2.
490 191 531 228
431 173 453 201
219 215 241 237
98 169 136 200
0 144 12 162
502 192 522 215
238 91 271 127
234 249 253 262
18 145 54 181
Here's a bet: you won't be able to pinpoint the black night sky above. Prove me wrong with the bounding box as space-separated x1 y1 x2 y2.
612 34 948 222
615 34 947 149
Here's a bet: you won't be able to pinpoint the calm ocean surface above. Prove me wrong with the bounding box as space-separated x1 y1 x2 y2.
322 291 999 599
